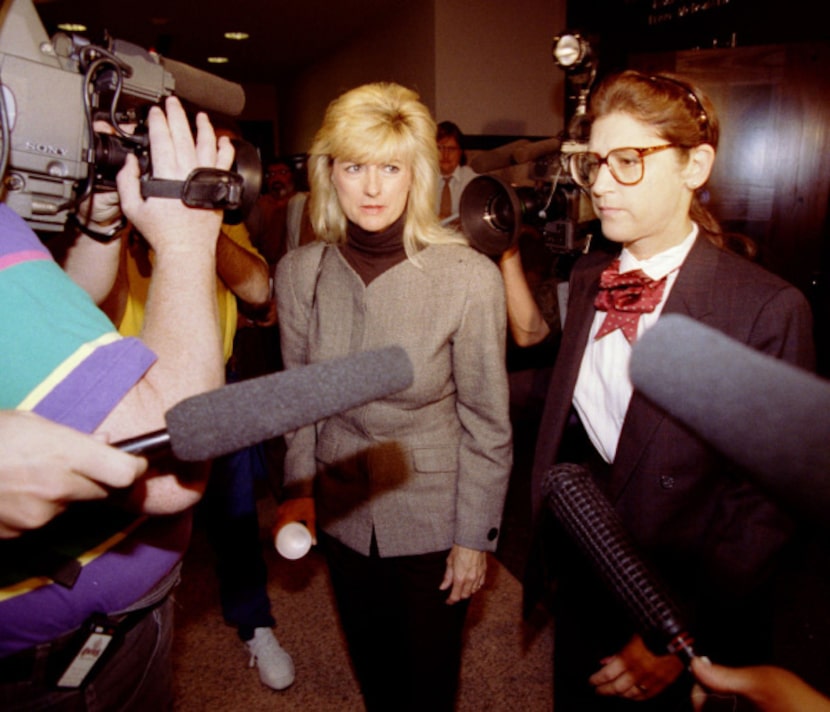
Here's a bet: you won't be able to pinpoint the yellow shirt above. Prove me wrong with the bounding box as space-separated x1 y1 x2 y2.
117 222 264 363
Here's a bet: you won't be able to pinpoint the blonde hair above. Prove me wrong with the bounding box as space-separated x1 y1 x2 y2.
307 82 466 258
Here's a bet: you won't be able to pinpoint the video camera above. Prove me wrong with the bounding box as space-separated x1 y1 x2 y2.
459 31 599 257
0 0 260 233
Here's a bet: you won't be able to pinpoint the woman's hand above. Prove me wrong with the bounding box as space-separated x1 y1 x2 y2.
440 545 487 604
589 634 684 700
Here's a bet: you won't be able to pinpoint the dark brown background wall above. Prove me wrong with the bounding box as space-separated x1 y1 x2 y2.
566 0 830 374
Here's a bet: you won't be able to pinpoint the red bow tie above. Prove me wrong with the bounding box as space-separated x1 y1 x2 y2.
594 259 668 343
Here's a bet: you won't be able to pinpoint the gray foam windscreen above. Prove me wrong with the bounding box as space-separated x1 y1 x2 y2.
166 345 413 461
630 314 830 521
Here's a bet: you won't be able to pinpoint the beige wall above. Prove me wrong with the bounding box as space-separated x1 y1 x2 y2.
280 0 436 154
434 0 565 137
262 0 566 155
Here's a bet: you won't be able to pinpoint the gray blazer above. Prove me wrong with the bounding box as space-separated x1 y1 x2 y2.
276 241 513 558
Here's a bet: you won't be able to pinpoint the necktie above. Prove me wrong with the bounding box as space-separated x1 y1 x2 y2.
594 259 668 343
439 177 452 219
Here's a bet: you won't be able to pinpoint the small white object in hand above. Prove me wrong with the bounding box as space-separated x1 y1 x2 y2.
275 522 312 560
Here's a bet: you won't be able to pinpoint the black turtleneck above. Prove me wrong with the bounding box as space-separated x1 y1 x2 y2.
340 214 408 285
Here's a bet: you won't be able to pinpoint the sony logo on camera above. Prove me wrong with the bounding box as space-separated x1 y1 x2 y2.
24 141 68 158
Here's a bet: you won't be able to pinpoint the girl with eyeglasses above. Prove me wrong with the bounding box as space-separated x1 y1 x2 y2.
500 70 815 709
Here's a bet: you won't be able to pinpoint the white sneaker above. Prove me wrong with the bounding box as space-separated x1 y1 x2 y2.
245 627 295 690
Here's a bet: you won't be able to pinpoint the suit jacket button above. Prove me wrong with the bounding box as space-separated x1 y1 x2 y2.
487 527 498 541
660 475 675 489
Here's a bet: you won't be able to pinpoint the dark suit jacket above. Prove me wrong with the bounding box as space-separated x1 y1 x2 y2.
529 234 815 667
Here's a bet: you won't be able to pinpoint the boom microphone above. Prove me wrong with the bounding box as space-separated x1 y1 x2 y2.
543 463 697 663
161 56 246 117
469 139 531 173
512 137 563 164
115 346 414 461
629 315 830 523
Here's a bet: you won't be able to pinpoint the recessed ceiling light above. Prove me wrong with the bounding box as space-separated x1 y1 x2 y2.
224 31 249 41
57 22 87 32
207 56 229 64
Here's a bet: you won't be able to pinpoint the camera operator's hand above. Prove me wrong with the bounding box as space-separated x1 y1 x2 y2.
74 121 129 233
499 244 551 346
92 96 229 515
79 189 123 232
0 410 147 538
116 95 234 254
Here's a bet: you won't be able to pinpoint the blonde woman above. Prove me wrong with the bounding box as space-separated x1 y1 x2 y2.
274 82 513 711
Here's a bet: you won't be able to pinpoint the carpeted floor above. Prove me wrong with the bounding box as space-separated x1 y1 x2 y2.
169 361 830 710
171 480 553 711
171 366 556 710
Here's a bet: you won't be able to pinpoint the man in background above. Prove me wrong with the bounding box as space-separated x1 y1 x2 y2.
436 121 478 225
246 157 314 274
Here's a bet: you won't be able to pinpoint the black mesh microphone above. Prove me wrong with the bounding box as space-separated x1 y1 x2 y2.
543 463 697 664
114 346 413 461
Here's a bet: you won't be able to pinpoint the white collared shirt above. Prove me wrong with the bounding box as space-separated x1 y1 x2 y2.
436 164 478 221
572 225 699 463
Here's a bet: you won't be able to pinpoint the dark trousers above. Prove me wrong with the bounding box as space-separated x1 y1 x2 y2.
0 597 175 712
321 532 470 712
202 445 275 641
200 345 279 642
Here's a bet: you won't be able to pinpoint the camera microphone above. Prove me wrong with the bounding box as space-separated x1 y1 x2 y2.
161 57 246 118
512 137 563 164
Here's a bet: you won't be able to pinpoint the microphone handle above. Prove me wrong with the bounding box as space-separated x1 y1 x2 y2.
113 428 171 457
543 463 697 664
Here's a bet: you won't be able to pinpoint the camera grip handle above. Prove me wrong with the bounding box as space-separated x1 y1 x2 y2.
140 168 244 210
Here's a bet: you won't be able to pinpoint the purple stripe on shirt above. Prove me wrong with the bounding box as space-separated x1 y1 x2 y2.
33 338 157 433
0 205 51 258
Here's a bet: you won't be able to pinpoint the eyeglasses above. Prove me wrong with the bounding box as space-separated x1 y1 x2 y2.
569 144 678 189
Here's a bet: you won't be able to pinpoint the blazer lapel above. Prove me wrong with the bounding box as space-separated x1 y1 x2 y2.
609 236 718 500
557 254 611 414
530 253 611 514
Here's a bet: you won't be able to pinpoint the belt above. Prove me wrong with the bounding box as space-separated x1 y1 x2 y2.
0 597 165 686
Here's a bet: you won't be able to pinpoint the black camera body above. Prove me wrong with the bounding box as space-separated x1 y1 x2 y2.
460 30 599 258
460 144 596 258
0 0 256 232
